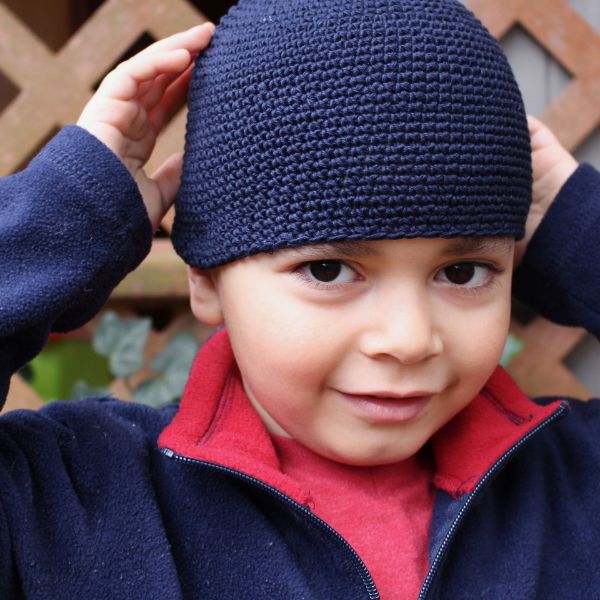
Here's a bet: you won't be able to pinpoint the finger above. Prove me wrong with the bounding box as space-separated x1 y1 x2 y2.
137 64 188 101
152 152 184 218
138 22 215 57
140 67 187 112
527 116 561 153
98 49 192 101
128 39 205 112
527 114 544 132
527 116 548 145
148 63 194 132
78 97 139 131
137 78 155 98
139 72 173 111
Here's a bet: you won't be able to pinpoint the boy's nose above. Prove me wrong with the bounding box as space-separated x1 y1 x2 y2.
358 294 443 365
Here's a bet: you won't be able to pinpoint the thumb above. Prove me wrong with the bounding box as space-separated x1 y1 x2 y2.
151 152 184 224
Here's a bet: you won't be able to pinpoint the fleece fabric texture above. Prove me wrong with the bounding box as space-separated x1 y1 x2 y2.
2 126 600 599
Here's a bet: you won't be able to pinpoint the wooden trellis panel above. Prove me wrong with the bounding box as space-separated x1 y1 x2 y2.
0 0 207 173
0 0 197 301
2 0 600 410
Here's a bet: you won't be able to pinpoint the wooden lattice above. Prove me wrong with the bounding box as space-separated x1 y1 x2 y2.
2 0 600 411
0 0 197 299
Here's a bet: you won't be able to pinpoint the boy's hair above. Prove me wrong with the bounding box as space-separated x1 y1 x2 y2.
173 0 530 269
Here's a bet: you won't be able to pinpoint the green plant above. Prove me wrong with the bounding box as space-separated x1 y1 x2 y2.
70 311 199 408
23 339 111 402
500 333 524 367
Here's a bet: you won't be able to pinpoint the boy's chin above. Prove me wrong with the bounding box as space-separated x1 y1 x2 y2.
296 434 429 467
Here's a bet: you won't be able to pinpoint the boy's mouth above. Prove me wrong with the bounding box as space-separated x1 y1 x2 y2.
335 390 434 423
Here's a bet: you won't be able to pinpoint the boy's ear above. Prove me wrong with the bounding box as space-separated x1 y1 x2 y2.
187 267 224 326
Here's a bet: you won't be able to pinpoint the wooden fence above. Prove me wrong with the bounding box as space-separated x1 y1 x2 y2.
1 0 599 411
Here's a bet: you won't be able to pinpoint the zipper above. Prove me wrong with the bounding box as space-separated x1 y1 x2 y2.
160 447 380 599
416 400 569 600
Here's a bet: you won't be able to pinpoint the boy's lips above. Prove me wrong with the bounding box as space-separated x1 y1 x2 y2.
334 390 435 423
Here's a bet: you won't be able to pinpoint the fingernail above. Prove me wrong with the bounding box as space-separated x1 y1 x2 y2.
190 22 214 31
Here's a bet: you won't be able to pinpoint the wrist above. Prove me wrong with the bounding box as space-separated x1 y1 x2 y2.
533 157 579 212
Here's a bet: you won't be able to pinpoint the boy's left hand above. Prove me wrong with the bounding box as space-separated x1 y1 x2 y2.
514 116 578 265
77 23 215 230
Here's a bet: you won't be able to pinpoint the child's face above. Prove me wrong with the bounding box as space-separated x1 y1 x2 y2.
190 237 514 466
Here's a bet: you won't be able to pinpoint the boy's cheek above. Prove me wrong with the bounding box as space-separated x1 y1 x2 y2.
223 289 339 357
459 321 509 368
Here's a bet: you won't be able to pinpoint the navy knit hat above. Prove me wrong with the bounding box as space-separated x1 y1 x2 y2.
174 0 531 269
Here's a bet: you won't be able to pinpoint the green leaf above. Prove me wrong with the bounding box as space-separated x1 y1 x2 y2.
132 377 175 408
500 333 524 367
150 332 199 402
151 332 199 372
93 311 122 356
69 380 109 400
109 318 152 378
163 367 190 400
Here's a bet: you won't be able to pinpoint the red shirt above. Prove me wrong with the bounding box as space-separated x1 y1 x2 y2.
272 435 435 599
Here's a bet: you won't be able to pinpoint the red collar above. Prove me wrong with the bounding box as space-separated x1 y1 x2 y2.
158 329 566 502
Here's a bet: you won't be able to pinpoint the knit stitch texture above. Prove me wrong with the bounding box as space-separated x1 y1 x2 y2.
174 0 531 268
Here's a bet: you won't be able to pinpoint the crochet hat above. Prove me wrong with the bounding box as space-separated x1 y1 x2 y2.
174 0 531 269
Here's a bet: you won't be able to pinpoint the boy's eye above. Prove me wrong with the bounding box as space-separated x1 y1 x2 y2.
299 261 356 285
437 263 491 287
309 261 342 282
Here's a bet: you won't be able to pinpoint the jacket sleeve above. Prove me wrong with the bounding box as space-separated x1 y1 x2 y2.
513 163 600 339
0 125 153 408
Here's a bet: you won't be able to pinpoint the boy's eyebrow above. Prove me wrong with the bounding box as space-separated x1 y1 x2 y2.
276 238 513 260
278 242 379 259
440 238 514 257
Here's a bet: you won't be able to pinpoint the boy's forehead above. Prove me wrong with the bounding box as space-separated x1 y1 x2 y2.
276 238 514 260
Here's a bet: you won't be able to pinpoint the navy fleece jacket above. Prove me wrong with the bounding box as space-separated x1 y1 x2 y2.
1 126 600 599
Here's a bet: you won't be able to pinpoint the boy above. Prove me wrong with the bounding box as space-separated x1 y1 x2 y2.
0 0 597 598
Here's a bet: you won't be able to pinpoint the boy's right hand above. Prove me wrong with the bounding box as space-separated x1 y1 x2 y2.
77 23 215 230
514 116 579 265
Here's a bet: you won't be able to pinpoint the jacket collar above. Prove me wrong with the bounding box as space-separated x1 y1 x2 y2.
158 329 566 502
